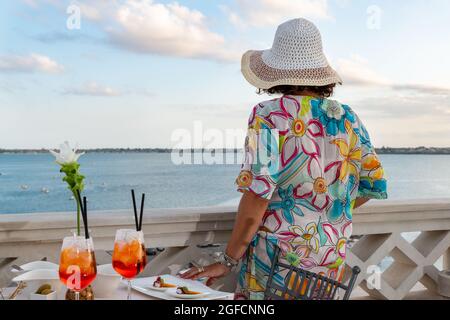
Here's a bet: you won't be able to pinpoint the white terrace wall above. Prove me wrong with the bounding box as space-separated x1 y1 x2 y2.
1 199 450 299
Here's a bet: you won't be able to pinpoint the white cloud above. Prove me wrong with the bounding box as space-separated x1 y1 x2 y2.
76 0 240 62
348 94 450 147
21 0 53 7
336 54 450 96
334 54 450 147
62 82 155 97
391 84 450 96
219 5 247 29
78 2 104 21
63 82 121 97
336 54 389 86
0 53 64 74
223 0 332 28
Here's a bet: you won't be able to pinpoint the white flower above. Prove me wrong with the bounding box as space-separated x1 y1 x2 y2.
325 100 345 120
49 141 84 165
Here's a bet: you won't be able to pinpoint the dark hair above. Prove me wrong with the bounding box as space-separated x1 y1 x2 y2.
258 84 336 98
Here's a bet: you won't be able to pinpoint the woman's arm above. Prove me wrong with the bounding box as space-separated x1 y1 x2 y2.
180 191 269 284
225 191 269 260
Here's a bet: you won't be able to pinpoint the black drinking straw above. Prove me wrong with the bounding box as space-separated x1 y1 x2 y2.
76 190 90 239
138 193 145 231
131 189 139 230
82 196 89 239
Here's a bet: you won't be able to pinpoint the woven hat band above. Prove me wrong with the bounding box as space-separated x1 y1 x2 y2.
242 50 342 89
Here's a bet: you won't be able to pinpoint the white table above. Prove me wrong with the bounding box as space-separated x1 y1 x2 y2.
1 277 235 300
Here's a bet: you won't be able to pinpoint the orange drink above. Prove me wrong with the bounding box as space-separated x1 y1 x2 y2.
112 229 147 300
112 239 147 278
59 235 97 298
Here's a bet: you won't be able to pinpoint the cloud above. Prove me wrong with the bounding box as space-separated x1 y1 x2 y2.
75 0 240 62
21 0 49 7
32 31 98 44
223 0 332 28
391 84 450 96
62 82 121 97
78 2 105 21
336 54 450 97
335 54 450 147
62 82 155 97
348 94 450 147
0 53 64 74
219 5 247 29
336 54 389 86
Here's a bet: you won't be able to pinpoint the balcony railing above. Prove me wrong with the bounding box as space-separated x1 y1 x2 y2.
1 199 450 300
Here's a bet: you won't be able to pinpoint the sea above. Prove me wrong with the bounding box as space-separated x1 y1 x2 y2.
0 153 450 214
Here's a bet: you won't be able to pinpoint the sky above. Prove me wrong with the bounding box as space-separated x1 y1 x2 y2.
0 0 449 149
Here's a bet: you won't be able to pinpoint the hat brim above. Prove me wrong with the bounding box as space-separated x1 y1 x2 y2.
241 50 342 90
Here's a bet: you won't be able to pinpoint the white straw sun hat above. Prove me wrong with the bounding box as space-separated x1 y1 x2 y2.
241 18 342 89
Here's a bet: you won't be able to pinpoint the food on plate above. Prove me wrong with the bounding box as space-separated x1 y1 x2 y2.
152 276 176 288
35 284 54 295
176 286 201 295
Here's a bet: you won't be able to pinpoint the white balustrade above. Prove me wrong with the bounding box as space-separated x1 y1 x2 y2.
1 199 449 299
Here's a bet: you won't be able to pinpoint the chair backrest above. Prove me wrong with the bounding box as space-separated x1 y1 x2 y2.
264 246 360 300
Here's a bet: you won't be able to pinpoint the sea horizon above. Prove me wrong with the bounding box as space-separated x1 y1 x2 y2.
1 152 450 215
1 146 450 155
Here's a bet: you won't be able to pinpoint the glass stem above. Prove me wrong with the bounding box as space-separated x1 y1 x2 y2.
75 291 80 301
127 280 132 300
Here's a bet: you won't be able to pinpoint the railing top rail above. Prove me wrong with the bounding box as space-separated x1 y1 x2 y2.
0 199 450 240
2 199 450 222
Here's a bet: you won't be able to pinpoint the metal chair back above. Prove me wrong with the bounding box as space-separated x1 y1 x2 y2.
264 246 360 300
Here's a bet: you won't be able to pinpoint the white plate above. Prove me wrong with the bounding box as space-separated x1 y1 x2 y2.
166 288 210 299
148 286 169 292
12 269 59 282
130 275 231 300
11 261 58 273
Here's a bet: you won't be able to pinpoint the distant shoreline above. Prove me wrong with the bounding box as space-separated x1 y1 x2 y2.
1 147 450 155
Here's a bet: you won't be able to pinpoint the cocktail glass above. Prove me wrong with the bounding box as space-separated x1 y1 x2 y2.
59 234 97 300
112 229 147 300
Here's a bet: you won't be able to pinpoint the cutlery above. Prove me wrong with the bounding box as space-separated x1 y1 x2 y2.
10 264 24 272
8 282 27 300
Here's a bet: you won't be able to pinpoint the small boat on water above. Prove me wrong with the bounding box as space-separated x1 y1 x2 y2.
20 185 29 190
41 187 50 194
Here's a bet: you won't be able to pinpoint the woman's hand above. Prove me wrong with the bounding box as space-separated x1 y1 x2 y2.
180 263 231 286
179 192 268 287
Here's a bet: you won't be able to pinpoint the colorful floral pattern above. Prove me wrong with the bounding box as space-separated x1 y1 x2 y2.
236 96 388 300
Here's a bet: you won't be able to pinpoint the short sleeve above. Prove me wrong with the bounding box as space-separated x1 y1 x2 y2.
356 121 388 200
236 106 280 200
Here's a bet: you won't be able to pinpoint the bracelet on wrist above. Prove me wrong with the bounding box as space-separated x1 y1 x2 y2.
216 252 239 270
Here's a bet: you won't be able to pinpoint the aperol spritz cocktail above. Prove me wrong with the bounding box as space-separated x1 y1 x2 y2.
59 235 97 300
112 229 147 299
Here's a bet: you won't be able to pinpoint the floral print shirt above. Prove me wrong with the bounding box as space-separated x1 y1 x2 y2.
235 96 387 298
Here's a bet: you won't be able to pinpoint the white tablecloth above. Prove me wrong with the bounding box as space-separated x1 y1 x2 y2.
2 277 235 300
